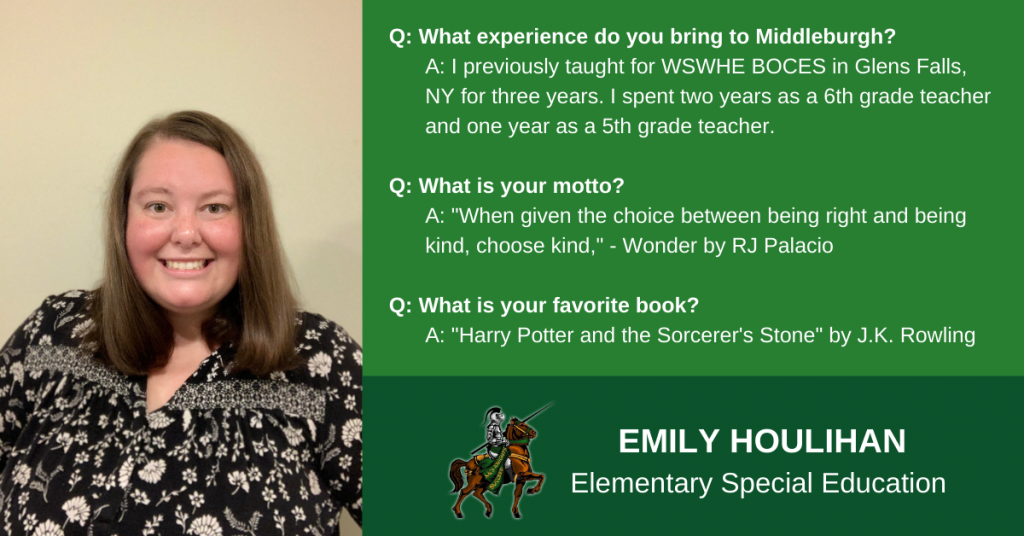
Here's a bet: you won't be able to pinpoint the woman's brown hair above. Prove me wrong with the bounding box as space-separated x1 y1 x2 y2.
85 111 298 376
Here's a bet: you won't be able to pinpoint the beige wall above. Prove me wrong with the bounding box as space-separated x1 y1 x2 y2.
0 0 361 339
0 1 361 532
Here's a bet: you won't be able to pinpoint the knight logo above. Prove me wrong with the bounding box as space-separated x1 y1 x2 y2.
449 402 552 518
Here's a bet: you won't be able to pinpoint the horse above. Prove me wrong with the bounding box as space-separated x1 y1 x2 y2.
449 417 545 518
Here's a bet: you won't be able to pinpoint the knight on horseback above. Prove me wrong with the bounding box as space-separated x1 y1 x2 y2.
450 404 549 518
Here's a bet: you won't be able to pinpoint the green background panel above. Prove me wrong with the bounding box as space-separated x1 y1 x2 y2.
364 0 1021 376
365 377 1022 533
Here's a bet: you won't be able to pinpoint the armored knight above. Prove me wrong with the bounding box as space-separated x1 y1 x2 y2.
483 406 514 480
484 407 509 453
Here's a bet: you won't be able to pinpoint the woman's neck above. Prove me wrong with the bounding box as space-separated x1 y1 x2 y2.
163 308 213 342
160 309 216 370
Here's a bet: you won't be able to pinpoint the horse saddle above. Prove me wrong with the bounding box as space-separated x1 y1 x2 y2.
475 453 515 483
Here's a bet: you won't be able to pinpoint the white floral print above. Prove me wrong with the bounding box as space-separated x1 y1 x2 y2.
1 292 362 533
342 418 362 447
31 520 63 536
61 496 90 526
307 352 331 377
138 459 167 483
12 463 31 486
308 470 322 496
118 456 135 489
283 424 305 446
69 318 94 339
131 488 151 505
9 361 24 385
262 486 277 504
147 411 174 429
187 515 222 536
189 490 204 510
55 431 73 452
227 471 250 493
23 513 38 533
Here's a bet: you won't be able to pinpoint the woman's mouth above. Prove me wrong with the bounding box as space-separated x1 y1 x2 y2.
161 260 211 270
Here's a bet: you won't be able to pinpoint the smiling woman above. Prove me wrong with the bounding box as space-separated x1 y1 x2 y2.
91 112 300 379
0 112 362 535
128 140 242 320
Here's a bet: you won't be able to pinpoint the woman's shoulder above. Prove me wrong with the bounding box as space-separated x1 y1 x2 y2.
0 291 95 386
295 310 359 349
7 290 94 348
281 310 362 387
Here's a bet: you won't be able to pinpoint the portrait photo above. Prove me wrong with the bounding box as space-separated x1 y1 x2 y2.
0 1 362 534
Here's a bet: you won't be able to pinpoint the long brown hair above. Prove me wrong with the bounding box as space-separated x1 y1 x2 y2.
86 111 298 376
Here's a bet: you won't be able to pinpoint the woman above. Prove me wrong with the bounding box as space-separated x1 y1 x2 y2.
0 111 361 535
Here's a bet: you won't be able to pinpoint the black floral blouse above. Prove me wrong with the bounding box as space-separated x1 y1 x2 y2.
0 291 362 536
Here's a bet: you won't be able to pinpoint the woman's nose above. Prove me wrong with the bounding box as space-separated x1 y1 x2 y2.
171 214 201 247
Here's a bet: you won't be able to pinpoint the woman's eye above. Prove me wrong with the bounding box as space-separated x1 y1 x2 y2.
208 204 225 214
149 203 167 213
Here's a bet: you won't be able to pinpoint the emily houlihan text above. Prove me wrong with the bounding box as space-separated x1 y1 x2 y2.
618 428 905 454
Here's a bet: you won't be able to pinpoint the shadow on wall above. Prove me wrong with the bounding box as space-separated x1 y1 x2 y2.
298 224 361 532
293 219 363 345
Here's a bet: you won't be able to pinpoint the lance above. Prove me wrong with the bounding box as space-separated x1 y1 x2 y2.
470 402 553 455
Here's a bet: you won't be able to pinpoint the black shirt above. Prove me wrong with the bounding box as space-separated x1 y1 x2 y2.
0 291 362 535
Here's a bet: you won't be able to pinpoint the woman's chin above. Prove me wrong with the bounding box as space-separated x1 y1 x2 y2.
155 297 220 319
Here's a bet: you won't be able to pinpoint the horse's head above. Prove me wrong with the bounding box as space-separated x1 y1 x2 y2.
506 418 537 441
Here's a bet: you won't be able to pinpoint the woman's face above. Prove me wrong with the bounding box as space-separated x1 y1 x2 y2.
126 138 242 321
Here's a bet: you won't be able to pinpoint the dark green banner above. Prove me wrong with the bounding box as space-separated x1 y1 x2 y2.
367 377 1022 532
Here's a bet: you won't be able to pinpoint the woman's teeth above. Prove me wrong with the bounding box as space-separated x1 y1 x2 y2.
165 260 206 270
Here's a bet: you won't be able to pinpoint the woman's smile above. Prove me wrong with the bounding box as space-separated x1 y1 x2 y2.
161 259 213 272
